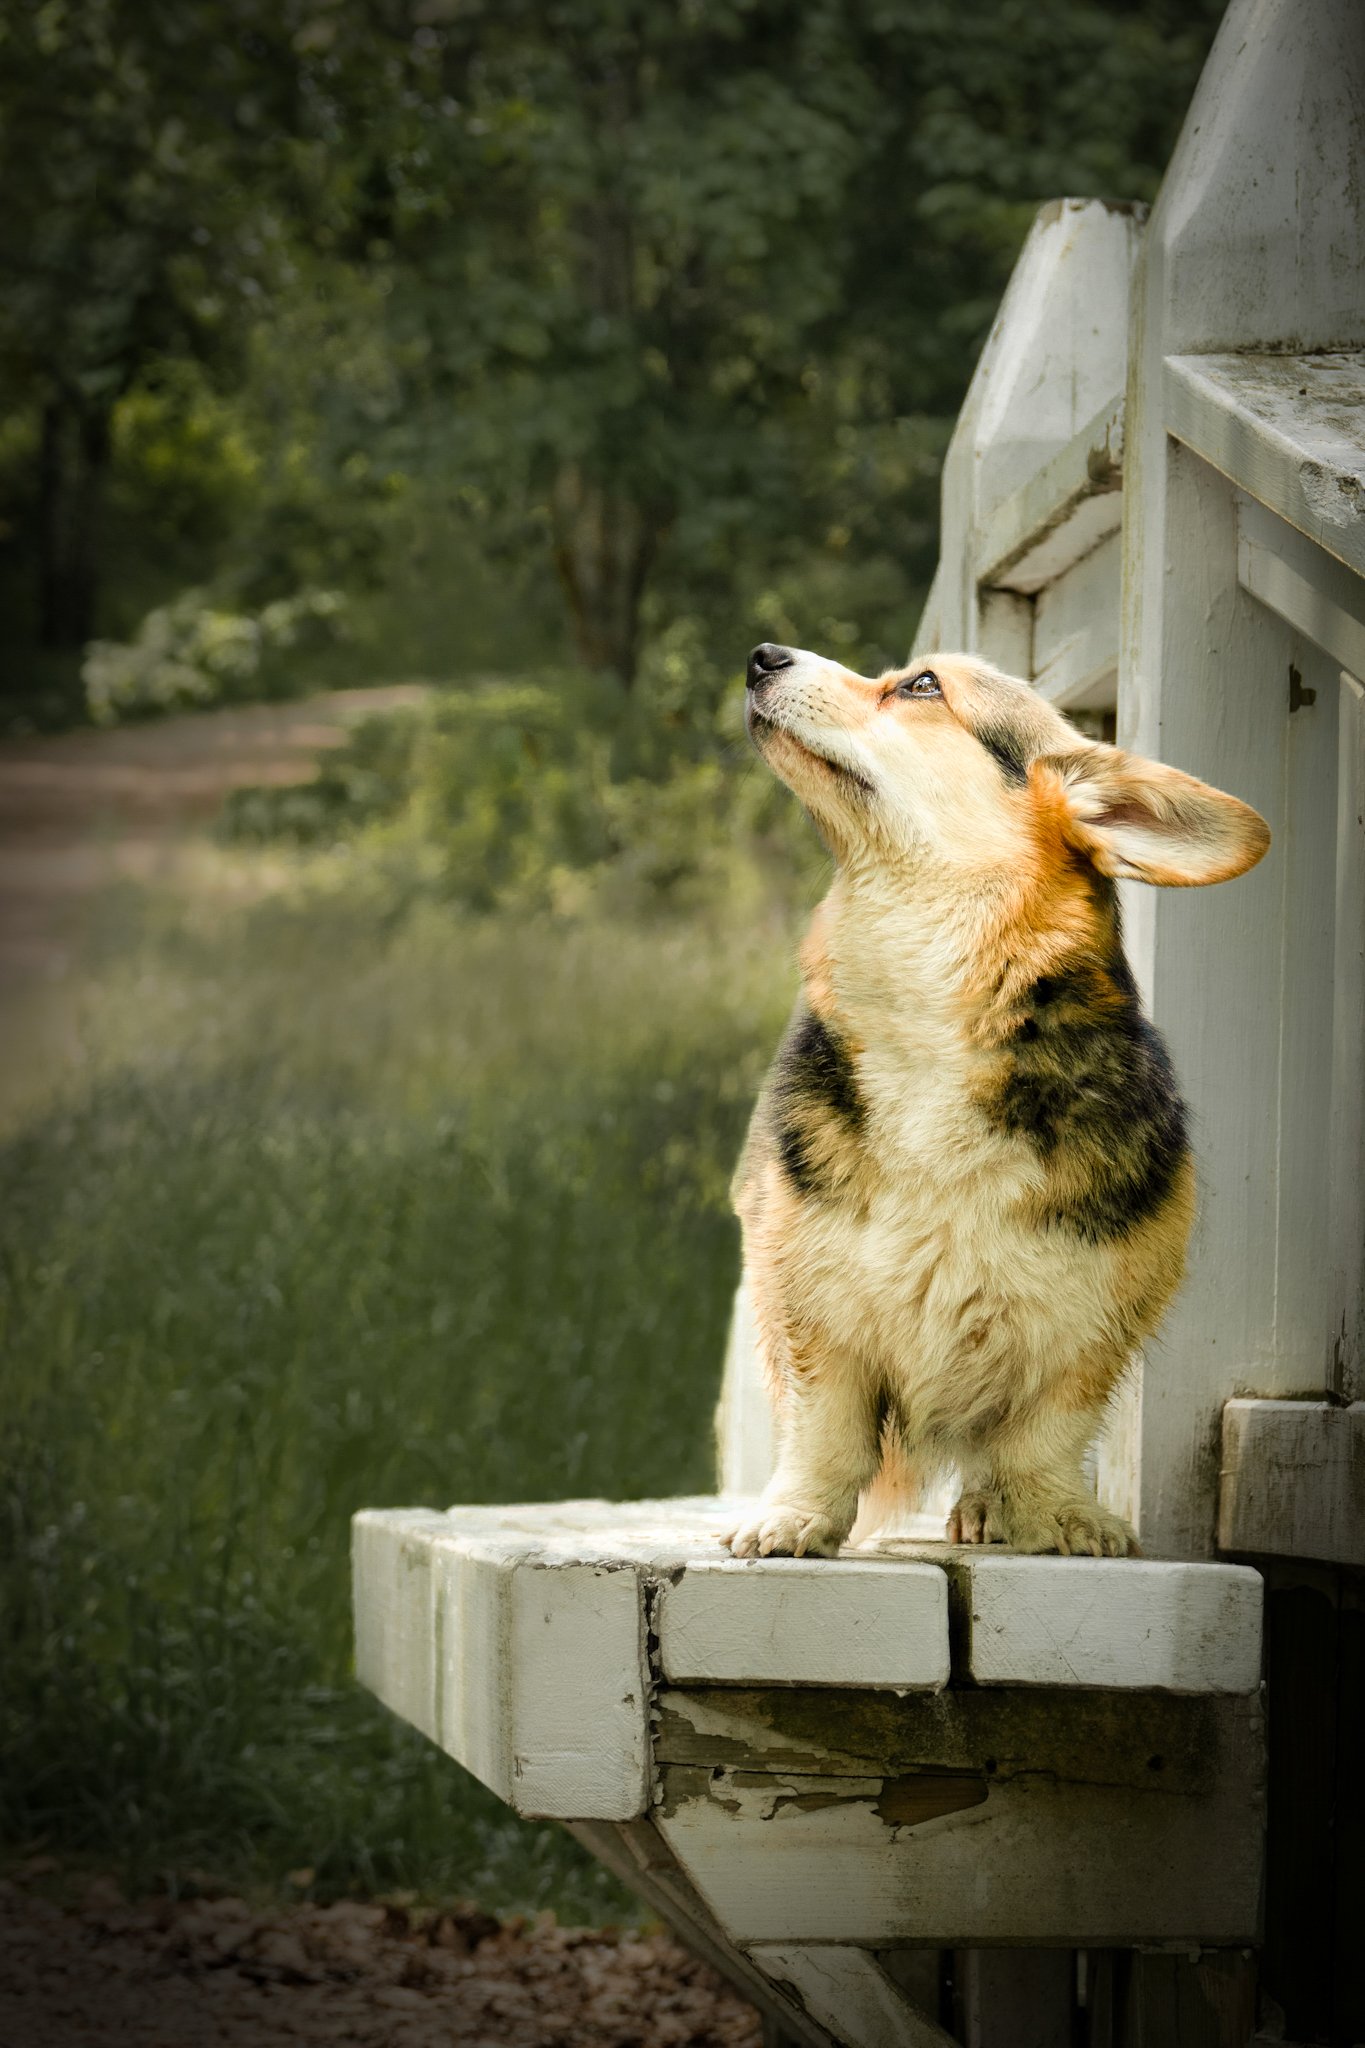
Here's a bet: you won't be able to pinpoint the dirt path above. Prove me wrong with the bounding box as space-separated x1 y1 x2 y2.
0 685 423 1118
0 1872 760 2048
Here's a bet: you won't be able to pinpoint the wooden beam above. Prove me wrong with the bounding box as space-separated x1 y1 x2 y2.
1030 529 1120 710
977 397 1124 595
755 1946 958 2048
1166 353 1365 582
653 1686 1265 1947
1237 495 1365 679
1218 1399 1365 1567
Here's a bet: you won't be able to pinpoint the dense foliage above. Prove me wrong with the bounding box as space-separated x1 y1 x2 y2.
0 0 1222 724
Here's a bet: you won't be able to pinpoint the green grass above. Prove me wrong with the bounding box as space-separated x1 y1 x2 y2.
0 874 799 1914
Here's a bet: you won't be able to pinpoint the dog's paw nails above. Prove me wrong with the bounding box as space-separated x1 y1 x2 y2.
723 1506 845 1559
1005 1502 1137 1557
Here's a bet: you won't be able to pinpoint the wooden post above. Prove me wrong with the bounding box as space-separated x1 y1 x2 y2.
1105 0 1365 1559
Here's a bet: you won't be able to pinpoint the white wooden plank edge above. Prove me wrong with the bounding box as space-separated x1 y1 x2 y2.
1237 494 1365 678
976 395 1124 593
754 1945 958 2048
1165 353 1365 581
352 1508 650 1820
1030 526 1121 709
958 1556 1263 1693
1218 1398 1365 1567
352 1508 448 1744
658 1558 950 1690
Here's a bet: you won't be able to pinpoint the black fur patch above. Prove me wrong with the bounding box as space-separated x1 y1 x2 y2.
990 917 1188 1241
774 1010 864 1199
974 721 1030 786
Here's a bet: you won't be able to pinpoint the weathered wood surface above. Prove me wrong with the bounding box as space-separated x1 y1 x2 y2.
1087 1950 1257 2048
957 1949 1074 2048
1166 353 1365 581
976 396 1124 596
1332 670 1365 1404
1237 494 1365 682
755 1946 957 2048
953 1554 1262 1693
1218 1399 1365 1567
1111 0 1365 1560
658 1557 949 1690
1031 529 1120 711
652 1686 1265 1947
352 1507 650 1820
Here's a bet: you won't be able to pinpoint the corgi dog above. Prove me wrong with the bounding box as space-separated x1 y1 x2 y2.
723 645 1269 1560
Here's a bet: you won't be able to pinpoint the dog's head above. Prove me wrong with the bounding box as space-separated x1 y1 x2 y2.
745 644 1270 892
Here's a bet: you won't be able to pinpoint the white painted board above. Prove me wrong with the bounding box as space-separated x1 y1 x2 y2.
1219 1399 1365 1567
958 1555 1262 1693
352 1507 650 1821
756 1946 957 2048
659 1558 949 1690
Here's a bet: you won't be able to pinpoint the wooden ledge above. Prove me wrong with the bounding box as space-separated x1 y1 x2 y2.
1165 351 1365 579
352 1499 1264 1823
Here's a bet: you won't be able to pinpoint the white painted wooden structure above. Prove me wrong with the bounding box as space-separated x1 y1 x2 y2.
355 1499 1265 2042
355 5 1365 2042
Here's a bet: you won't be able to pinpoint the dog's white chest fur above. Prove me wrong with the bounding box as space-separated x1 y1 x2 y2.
791 1033 1120 1456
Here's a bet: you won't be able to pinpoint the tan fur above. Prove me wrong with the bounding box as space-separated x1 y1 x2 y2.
724 649 1268 1559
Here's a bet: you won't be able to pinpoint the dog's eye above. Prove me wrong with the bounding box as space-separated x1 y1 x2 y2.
896 670 941 698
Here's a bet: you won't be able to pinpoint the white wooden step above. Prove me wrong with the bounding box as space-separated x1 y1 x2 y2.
353 1497 1263 1825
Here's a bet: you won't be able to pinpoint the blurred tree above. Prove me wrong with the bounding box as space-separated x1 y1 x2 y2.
330 0 1221 686
0 0 1223 700
0 0 323 655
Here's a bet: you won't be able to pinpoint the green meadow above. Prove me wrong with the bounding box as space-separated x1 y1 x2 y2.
0 848 801 1915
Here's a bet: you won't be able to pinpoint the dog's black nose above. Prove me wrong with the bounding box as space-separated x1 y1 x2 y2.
746 643 795 690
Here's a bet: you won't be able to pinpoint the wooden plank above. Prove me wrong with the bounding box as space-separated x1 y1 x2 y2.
1218 1400 1365 1567
1237 495 1365 678
755 1946 958 2048
1331 671 1365 1401
957 1949 1074 2048
1114 0 1365 1559
1118 1950 1257 2048
653 1687 1265 1947
351 1508 445 1745
977 396 1124 595
1166 353 1365 582
956 1556 1262 1693
658 1558 949 1690
918 198 1142 655
568 1820 833 2048
351 1507 650 1820
1273 632 1343 1390
1030 528 1120 710
977 587 1033 678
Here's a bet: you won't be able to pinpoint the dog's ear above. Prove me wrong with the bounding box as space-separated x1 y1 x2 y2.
1035 746 1270 887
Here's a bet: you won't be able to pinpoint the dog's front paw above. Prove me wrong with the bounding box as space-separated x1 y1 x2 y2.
1004 1498 1137 1557
948 1490 1136 1555
721 1503 847 1559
